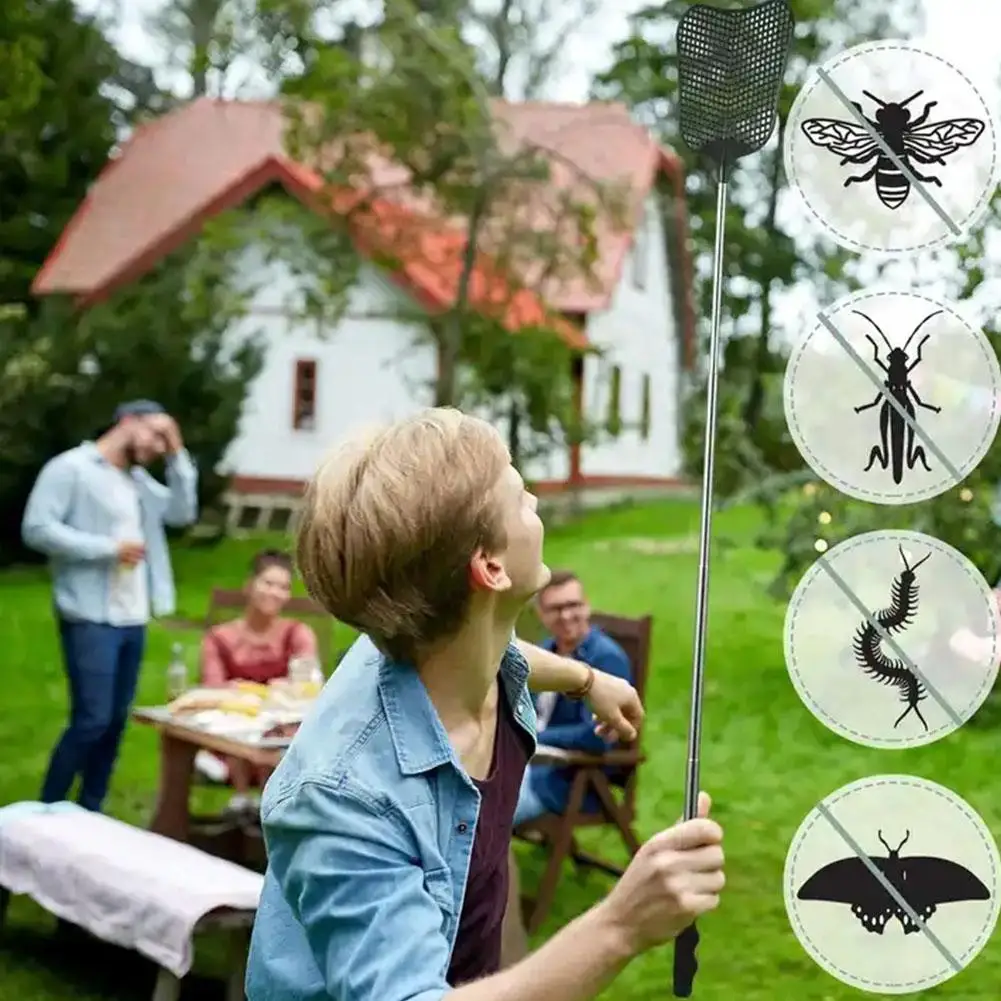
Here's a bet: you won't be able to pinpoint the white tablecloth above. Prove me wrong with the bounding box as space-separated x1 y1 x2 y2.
0 802 263 977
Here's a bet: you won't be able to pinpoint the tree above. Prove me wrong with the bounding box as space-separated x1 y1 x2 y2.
594 0 924 492
0 0 121 312
466 0 602 99
0 0 265 562
0 1 45 133
263 0 624 468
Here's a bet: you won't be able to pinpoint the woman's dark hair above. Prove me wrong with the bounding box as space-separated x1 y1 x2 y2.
251 549 294 577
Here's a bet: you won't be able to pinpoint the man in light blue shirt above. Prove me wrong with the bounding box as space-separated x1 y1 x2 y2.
22 400 198 812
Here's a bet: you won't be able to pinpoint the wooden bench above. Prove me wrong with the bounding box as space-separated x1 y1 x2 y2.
0 803 262 1001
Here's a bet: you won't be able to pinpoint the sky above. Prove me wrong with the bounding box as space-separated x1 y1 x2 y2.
75 0 1001 102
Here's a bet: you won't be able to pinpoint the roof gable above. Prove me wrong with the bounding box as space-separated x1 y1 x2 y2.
32 98 693 355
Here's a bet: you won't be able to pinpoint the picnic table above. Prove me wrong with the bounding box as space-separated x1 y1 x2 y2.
133 706 289 845
133 704 574 848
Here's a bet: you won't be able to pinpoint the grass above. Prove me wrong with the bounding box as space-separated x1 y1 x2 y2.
1 498 999 999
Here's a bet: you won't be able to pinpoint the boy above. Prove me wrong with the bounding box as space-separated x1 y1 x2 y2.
246 408 724 1001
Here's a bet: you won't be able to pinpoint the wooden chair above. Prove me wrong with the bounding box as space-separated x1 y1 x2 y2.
515 612 652 933
202 587 336 674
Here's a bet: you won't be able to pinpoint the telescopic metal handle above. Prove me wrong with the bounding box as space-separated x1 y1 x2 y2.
672 923 700 997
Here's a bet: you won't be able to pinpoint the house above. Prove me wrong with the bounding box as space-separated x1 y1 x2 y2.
31 97 696 522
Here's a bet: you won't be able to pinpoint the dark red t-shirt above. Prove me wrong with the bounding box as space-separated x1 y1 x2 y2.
446 682 532 987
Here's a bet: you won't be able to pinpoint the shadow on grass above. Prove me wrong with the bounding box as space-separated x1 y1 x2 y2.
0 917 234 1000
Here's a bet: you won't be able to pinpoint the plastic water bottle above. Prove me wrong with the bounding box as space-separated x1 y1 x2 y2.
166 643 188 700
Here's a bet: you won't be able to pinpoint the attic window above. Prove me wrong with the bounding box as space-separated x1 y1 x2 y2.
631 210 648 290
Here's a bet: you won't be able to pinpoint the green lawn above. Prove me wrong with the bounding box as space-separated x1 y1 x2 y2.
1 499 999 999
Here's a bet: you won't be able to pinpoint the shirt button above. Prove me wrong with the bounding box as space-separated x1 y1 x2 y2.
457 823 468 833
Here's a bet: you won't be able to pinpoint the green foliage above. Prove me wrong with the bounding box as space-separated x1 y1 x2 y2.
262 0 623 468
0 0 120 311
0 249 263 565
595 0 923 493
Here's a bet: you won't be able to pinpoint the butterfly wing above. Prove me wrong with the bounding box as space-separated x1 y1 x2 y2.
797 856 895 934
801 119 878 160
904 119 986 164
891 857 990 933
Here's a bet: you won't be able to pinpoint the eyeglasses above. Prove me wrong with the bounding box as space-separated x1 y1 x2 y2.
540 600 585 616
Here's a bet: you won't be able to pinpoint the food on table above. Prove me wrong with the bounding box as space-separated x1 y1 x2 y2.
167 687 262 717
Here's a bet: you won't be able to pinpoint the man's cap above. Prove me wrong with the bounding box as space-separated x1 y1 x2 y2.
113 399 165 423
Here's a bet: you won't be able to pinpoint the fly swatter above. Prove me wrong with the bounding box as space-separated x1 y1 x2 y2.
673 1 794 996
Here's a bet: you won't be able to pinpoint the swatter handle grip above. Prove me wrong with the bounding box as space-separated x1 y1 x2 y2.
672 922 699 997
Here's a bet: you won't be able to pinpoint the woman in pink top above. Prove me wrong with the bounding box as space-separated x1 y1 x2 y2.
196 549 319 810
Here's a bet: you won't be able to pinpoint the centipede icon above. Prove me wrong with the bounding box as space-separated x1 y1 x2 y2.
852 545 931 731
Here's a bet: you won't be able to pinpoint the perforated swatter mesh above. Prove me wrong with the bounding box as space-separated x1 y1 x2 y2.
677 0 794 164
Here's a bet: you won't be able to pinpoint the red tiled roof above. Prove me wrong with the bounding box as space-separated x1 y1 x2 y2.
33 98 694 356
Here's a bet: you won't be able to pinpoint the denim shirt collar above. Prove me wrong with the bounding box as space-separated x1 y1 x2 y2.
378 641 531 778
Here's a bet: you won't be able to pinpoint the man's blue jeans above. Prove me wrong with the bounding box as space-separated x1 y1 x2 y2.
40 617 146 812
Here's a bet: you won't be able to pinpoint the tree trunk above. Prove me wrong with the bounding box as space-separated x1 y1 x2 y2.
435 190 488 407
507 398 521 469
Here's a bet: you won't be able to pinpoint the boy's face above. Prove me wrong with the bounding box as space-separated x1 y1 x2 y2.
479 465 550 606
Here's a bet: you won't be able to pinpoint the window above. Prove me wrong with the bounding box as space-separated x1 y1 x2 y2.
292 359 317 430
640 373 652 439
606 365 622 435
631 210 648 290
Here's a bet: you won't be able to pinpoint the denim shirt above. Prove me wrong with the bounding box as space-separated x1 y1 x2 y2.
246 634 538 1001
21 442 199 622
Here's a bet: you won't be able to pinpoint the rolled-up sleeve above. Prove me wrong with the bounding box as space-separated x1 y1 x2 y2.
265 778 453 1001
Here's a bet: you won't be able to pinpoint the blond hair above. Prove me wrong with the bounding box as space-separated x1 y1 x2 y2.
296 408 510 661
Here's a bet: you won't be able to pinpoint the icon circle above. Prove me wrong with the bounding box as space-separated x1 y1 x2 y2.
783 289 1001 505
784 40 1000 255
784 529 1001 749
784 774 1000 994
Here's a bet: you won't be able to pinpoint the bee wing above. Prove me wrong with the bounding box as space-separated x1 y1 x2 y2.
801 118 877 158
904 119 986 163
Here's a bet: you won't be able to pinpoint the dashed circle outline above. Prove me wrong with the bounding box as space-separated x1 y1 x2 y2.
784 774 1001 992
785 40 1000 255
783 289 1001 505
783 529 1001 748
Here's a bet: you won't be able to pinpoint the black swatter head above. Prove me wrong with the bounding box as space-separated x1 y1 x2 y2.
677 0 794 168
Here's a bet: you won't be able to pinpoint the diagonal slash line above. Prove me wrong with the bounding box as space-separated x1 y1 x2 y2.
816 555 962 726
817 312 963 484
816 801 963 972
816 68 961 236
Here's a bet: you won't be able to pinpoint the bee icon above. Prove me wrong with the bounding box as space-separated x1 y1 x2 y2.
801 90 985 209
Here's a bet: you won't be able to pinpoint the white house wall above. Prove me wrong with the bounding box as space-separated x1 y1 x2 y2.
220 247 437 482
579 192 682 479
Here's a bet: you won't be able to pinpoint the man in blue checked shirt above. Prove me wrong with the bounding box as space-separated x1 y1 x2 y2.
22 400 198 813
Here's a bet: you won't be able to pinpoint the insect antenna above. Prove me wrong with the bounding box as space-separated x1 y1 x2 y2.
902 310 943 352
898 544 931 573
861 90 887 107
852 309 893 350
877 830 892 853
895 830 911 853
898 90 924 107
